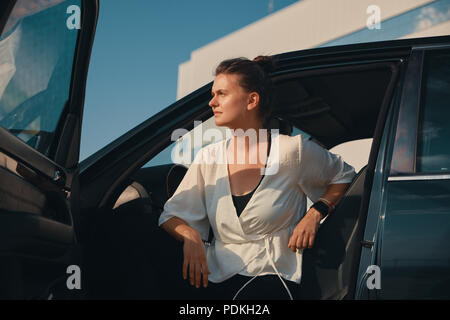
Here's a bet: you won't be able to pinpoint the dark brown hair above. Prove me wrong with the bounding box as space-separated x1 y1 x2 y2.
214 55 276 127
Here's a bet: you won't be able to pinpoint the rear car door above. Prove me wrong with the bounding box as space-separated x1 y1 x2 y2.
356 45 450 299
381 47 450 299
0 0 97 299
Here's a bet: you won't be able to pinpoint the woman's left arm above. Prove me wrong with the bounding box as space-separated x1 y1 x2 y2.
288 183 350 252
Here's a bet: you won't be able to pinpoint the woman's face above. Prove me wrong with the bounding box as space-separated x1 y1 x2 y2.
209 73 258 129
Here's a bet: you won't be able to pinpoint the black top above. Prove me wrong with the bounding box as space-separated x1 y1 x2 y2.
232 189 257 218
231 134 271 217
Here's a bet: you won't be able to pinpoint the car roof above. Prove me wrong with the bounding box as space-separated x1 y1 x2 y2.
276 35 450 62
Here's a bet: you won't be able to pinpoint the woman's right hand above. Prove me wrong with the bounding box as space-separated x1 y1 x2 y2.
182 230 210 288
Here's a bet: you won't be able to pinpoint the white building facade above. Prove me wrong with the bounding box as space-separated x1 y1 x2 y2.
177 0 450 100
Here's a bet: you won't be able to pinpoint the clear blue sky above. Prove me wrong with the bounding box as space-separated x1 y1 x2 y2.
80 0 299 160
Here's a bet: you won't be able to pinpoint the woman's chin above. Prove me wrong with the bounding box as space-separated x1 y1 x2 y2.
214 117 237 130
214 118 226 127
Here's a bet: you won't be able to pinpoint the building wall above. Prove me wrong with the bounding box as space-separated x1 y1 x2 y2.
177 0 449 99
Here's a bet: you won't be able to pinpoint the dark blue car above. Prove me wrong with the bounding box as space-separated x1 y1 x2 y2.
0 0 449 299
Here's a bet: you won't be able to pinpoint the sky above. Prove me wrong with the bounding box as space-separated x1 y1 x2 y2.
80 0 299 160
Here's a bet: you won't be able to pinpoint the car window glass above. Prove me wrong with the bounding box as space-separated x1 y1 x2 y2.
0 0 81 156
416 49 450 173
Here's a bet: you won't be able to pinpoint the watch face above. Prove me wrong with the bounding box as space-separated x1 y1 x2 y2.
312 201 329 218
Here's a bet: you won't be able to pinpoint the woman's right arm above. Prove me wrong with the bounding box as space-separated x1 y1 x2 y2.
161 217 211 288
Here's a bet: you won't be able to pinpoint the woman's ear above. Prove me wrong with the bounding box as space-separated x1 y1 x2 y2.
247 92 260 111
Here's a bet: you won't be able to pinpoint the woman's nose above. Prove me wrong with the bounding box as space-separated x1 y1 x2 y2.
209 97 217 108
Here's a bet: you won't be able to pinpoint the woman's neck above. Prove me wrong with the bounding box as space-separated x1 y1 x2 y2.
228 129 270 165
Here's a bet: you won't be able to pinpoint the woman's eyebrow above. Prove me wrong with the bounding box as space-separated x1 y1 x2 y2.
211 88 227 95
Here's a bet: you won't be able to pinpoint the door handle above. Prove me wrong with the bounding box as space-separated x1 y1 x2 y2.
361 240 374 248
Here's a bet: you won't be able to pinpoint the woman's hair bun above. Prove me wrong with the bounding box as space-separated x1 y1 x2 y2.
253 55 276 74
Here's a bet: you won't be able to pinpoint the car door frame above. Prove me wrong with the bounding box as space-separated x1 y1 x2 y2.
0 0 99 299
353 53 409 298
355 43 450 299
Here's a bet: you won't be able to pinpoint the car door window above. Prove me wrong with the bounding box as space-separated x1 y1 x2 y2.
416 49 450 173
0 0 81 156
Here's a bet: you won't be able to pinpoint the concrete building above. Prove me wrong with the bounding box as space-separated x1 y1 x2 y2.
177 0 450 100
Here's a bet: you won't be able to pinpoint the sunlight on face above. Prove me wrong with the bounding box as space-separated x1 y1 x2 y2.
209 73 253 129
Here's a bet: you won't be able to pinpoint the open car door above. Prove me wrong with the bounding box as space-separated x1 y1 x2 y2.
0 0 98 299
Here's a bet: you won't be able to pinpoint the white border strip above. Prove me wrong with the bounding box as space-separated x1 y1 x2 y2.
388 174 450 181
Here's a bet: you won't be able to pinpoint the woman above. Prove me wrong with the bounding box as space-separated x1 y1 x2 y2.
158 56 356 300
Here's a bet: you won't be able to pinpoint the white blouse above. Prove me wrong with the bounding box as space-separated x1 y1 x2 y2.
158 131 356 296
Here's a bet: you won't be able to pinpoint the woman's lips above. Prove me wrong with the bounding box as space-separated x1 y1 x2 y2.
214 112 222 116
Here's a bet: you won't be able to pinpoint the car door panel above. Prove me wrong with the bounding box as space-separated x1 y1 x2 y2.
0 150 75 299
0 148 75 257
0 0 98 299
374 48 450 299
0 127 69 187
0 164 46 215
380 180 450 299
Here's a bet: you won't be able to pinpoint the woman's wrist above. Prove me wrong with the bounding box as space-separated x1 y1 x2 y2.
163 217 201 243
308 207 324 223
310 201 330 220
319 197 335 211
179 226 201 243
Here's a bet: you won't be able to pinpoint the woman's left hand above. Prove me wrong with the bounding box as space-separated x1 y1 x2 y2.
288 208 323 252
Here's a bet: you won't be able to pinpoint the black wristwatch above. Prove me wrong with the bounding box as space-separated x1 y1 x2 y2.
311 201 330 219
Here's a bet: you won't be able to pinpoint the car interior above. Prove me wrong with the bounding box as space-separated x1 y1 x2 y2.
84 60 400 299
